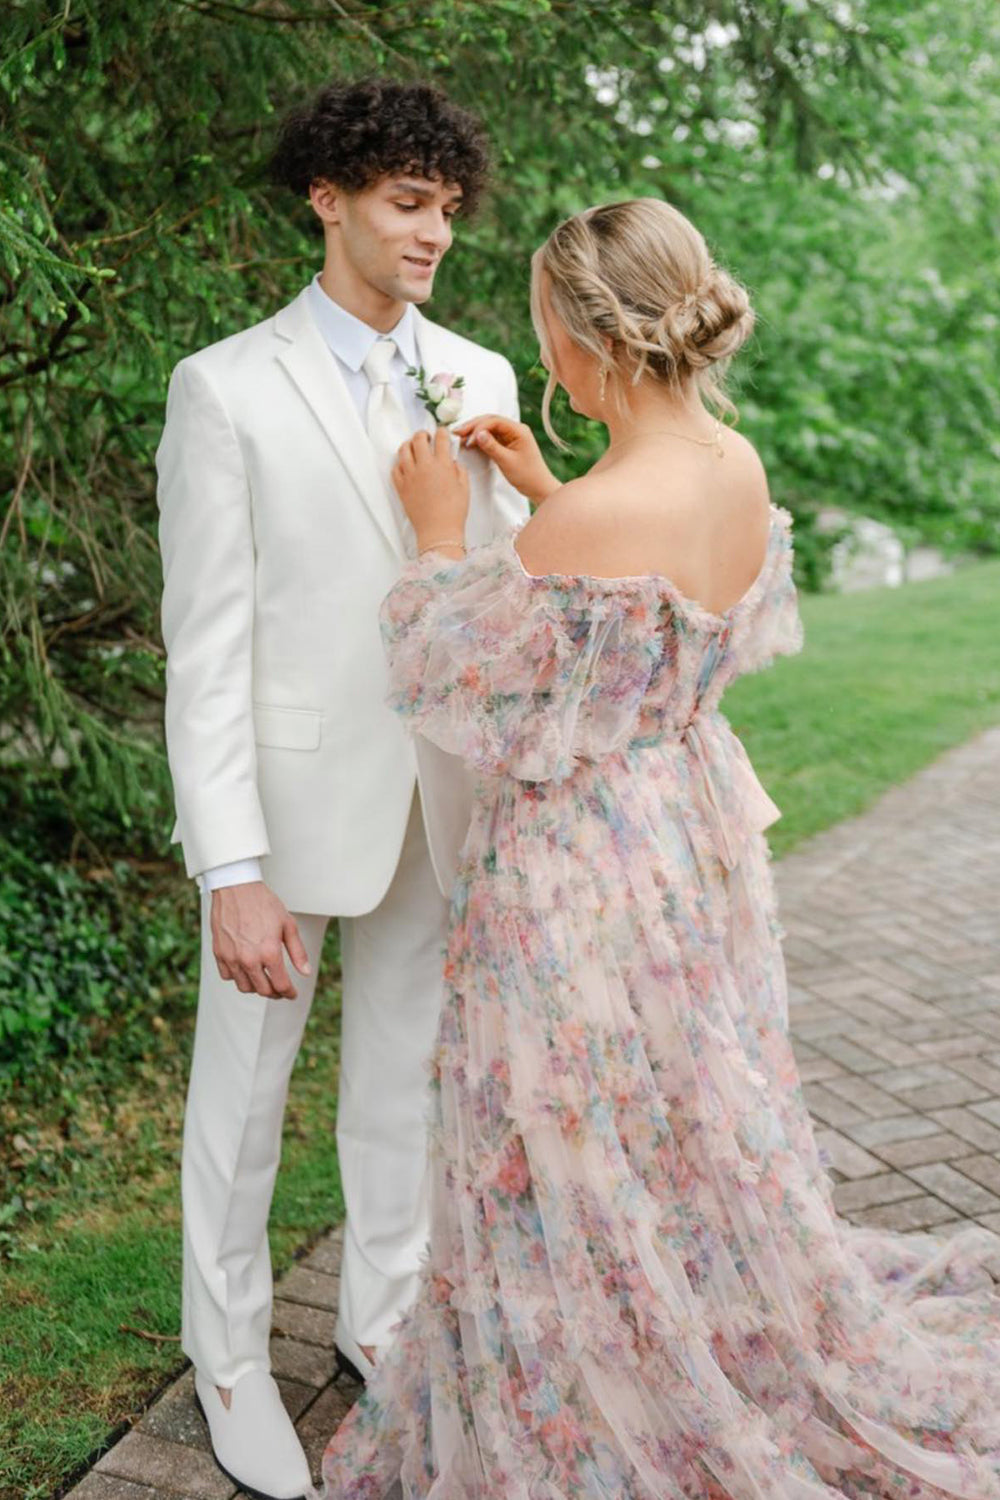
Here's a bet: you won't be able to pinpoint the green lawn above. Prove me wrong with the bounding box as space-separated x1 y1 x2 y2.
726 555 1000 856
0 966 344 1500
3 556 1000 1499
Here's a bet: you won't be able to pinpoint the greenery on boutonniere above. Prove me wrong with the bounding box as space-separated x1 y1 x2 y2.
406 364 466 426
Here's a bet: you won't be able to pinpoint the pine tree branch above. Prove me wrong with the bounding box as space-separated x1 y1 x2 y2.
0 413 33 552
0 304 84 390
168 0 373 25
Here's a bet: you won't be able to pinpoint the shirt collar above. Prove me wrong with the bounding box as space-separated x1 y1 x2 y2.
307 274 419 373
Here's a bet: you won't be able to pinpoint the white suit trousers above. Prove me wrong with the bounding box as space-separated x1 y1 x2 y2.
181 786 449 1387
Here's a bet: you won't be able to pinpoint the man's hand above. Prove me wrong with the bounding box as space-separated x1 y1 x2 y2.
210 882 312 1000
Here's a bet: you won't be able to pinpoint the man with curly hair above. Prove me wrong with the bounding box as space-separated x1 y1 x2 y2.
155 76 528 1500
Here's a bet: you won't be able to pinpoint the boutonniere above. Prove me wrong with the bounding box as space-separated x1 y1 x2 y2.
406 365 465 426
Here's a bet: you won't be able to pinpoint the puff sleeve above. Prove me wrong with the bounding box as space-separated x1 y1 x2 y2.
379 532 665 783
730 509 805 676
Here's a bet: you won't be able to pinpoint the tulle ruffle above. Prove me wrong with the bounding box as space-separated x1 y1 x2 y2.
319 799 1000 1500
316 507 1000 1498
379 506 802 786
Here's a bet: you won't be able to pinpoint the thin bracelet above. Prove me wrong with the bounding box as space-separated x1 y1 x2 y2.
418 538 467 556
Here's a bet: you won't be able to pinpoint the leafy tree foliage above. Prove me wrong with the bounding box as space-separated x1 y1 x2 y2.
1 0 997 873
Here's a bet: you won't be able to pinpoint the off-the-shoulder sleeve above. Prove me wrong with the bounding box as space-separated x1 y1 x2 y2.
379 534 664 782
732 508 805 676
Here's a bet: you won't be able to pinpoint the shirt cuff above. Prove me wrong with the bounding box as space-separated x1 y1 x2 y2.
196 858 264 894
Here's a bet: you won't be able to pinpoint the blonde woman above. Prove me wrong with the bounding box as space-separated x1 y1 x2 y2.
318 200 1000 1500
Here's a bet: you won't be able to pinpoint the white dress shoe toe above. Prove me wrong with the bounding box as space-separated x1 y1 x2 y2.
194 1368 311 1500
334 1328 376 1382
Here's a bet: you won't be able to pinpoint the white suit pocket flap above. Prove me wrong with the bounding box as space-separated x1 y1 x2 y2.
253 703 322 751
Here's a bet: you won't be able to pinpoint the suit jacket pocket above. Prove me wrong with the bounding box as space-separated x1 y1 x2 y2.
253 703 322 751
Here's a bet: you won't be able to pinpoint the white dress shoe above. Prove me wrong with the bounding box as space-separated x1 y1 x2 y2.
333 1329 376 1383
194 1368 312 1500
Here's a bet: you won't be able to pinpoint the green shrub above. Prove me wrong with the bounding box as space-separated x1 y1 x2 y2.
0 846 196 1094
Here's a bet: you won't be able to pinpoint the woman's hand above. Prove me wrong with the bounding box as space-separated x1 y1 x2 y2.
392 427 470 552
453 414 561 506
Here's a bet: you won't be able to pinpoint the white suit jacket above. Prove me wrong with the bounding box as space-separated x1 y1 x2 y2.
155 286 529 916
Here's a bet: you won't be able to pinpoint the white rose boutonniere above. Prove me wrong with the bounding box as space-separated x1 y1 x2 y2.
406 365 465 426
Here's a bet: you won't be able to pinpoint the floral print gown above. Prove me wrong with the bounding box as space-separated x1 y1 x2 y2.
320 504 1000 1500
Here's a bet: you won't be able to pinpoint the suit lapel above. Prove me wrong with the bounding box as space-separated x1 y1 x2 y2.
412 308 465 416
274 289 406 561
413 308 493 437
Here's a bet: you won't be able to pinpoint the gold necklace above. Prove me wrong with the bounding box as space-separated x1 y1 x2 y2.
609 420 725 457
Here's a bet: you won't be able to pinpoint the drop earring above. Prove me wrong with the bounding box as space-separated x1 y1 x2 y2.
598 366 608 402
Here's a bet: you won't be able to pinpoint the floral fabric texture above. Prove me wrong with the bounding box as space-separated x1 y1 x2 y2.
320 505 1000 1500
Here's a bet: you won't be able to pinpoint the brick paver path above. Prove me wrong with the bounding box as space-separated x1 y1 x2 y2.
67 725 1000 1500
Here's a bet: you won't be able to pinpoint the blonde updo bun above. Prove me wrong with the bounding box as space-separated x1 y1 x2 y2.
530 197 755 447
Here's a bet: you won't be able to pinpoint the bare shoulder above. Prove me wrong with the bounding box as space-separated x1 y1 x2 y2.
724 424 770 494
719 423 772 524
513 473 632 579
513 424 772 591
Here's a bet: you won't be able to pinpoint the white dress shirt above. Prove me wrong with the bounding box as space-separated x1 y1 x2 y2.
198 279 429 894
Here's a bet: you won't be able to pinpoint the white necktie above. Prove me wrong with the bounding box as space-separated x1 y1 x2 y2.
362 338 416 557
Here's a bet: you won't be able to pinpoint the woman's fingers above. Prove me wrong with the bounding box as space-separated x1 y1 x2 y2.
397 427 459 469
454 413 503 436
454 414 519 448
456 420 488 447
395 429 433 467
